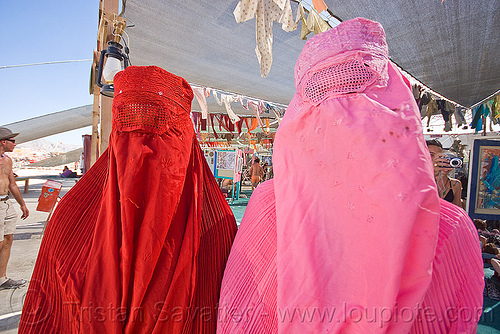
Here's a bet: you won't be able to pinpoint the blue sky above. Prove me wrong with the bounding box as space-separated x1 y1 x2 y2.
0 0 99 145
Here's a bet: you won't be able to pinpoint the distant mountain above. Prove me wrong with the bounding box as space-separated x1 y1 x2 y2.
17 139 81 153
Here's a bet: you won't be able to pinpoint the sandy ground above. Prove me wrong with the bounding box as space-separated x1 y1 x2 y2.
0 168 78 333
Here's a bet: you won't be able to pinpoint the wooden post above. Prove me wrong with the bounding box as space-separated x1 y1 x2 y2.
90 85 100 165
100 95 113 154
97 0 121 153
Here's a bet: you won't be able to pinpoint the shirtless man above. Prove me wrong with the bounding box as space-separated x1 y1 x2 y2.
0 127 29 290
248 158 264 191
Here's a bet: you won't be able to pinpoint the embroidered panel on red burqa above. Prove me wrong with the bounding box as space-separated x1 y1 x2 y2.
20 66 238 333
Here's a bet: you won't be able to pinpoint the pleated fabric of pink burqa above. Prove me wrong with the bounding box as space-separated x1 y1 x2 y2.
218 17 483 333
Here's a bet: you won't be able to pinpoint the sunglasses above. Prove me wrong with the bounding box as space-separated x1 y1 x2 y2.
4 139 15 143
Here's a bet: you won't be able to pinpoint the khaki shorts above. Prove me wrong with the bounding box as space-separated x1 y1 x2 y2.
0 200 17 241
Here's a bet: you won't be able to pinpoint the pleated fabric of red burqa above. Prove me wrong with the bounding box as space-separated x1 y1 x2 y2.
20 66 238 333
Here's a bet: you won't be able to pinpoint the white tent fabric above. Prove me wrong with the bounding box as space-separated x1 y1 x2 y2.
124 0 303 111
1 105 92 144
323 0 500 108
123 0 499 108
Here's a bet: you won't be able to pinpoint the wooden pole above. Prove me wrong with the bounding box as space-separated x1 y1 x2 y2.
100 95 113 154
97 0 121 153
90 85 100 165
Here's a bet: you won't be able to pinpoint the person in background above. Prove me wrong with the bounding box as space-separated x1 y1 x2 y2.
249 157 264 190
0 127 29 290
426 139 463 208
60 166 77 178
474 218 487 232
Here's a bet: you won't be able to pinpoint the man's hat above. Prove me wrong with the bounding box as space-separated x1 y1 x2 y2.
0 127 19 141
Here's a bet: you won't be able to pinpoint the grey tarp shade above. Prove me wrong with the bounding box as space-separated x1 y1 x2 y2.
325 0 500 107
2 105 92 144
124 0 500 108
124 0 304 114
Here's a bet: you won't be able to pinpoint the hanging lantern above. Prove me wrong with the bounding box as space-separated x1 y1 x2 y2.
96 41 130 97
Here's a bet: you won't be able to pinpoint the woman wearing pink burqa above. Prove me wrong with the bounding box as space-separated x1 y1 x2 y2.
217 18 483 333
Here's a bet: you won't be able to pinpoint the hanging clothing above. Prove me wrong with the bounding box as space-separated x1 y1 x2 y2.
471 104 485 130
454 107 467 127
217 17 479 333
233 0 297 77
20 66 238 333
418 92 431 109
412 84 421 101
311 0 327 12
296 3 330 40
426 97 439 127
192 86 209 119
221 94 241 123
494 95 500 118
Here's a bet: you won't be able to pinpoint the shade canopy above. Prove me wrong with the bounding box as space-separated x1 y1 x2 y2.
2 105 92 144
324 0 500 108
123 0 499 109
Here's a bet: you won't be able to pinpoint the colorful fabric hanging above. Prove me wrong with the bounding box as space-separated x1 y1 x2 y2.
471 104 485 130
297 3 330 40
244 117 259 133
311 0 327 12
493 95 500 119
210 113 219 139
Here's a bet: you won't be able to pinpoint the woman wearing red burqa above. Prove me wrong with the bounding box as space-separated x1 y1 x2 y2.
20 66 238 333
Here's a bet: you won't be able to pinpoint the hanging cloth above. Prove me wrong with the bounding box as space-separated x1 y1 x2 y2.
244 117 259 133
437 100 452 132
233 0 297 77
248 100 265 129
20 66 238 333
425 97 438 127
311 0 327 12
210 113 219 139
418 92 431 108
454 107 467 127
494 95 500 119
221 94 241 123
211 89 223 106
192 86 209 119
471 105 484 130
297 3 330 40
236 118 244 134
191 111 201 140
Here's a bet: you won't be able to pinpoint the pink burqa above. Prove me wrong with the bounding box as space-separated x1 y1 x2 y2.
218 18 482 333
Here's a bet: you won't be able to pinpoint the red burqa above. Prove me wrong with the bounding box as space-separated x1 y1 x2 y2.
20 66 238 333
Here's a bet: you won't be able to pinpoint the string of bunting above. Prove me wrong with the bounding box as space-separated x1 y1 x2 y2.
189 83 284 145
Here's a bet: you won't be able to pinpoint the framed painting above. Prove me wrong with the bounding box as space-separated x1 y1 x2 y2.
468 139 500 219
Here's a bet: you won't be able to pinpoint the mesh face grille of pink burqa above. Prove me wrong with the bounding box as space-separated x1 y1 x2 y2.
218 17 483 333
